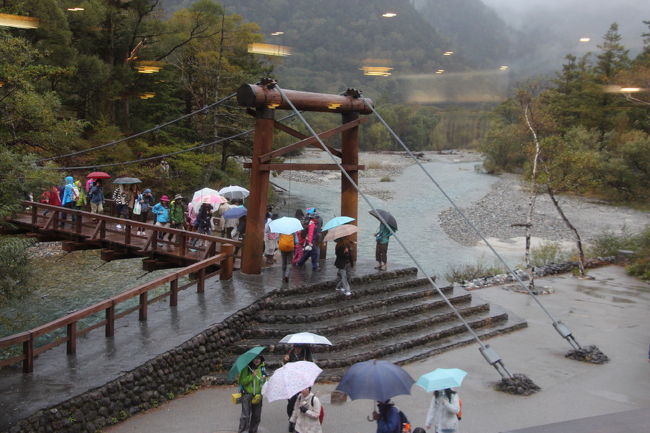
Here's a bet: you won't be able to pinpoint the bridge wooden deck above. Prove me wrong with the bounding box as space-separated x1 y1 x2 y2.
9 202 242 269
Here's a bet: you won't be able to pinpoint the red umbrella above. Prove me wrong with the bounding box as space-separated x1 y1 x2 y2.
86 171 111 179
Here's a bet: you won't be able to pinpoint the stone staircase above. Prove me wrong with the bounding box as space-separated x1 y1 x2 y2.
211 267 526 382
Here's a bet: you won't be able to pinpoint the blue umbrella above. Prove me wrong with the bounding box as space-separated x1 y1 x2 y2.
269 217 303 235
335 359 415 401
223 207 247 219
415 368 467 392
322 216 355 231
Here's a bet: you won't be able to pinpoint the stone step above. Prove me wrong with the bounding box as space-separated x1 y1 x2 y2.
234 296 483 354
224 305 504 371
266 276 435 310
275 267 418 297
255 283 455 324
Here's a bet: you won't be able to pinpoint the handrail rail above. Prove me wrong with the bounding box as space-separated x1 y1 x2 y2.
16 201 242 246
0 241 236 373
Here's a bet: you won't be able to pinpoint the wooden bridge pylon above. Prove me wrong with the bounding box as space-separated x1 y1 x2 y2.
236 81 373 274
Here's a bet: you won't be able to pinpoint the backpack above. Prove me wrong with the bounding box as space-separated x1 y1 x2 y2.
397 409 410 433
311 395 324 424
457 398 462 420
278 233 295 252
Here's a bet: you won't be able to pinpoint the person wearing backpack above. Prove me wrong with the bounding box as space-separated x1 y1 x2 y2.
372 400 403 433
424 388 460 433
297 209 322 272
289 387 323 433
278 230 295 283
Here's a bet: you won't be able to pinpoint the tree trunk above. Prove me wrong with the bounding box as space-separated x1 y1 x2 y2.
546 184 586 277
522 103 542 289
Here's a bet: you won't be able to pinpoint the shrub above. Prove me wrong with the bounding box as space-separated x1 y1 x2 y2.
588 228 636 257
0 236 35 302
531 241 571 266
445 260 505 283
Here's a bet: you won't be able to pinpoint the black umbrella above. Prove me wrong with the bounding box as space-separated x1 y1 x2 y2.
369 209 397 231
335 359 414 401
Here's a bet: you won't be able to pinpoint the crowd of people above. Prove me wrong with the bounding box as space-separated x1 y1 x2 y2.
236 344 460 433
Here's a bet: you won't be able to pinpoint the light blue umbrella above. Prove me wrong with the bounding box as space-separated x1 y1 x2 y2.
269 217 303 235
415 368 467 392
223 206 247 219
322 216 355 231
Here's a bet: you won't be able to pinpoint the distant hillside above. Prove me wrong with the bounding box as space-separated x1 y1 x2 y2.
410 0 515 68
162 0 470 96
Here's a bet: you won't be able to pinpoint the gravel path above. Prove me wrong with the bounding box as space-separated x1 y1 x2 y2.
439 173 650 246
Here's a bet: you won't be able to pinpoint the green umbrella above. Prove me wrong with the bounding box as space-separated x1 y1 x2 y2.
228 346 266 381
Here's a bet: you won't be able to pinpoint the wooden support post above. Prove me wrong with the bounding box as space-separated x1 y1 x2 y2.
31 206 37 225
139 292 148 321
170 278 178 307
75 213 82 234
99 220 106 239
220 244 235 280
105 305 115 337
341 112 360 261
66 322 77 355
197 268 206 293
23 336 33 373
152 230 158 250
320 241 327 261
125 224 131 245
241 107 274 274
178 234 186 257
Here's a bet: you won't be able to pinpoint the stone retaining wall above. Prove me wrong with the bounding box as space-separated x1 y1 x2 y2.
3 269 415 433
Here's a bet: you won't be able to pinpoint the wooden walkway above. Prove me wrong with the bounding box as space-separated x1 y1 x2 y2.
9 201 242 269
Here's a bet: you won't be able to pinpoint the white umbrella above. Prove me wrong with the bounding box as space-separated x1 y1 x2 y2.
279 332 332 346
261 361 322 402
219 185 250 200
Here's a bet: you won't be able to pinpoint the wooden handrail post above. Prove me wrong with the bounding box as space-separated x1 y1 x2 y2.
53 210 60 230
125 224 132 245
139 292 148 321
31 205 37 224
75 213 82 234
179 234 186 257
170 278 179 307
100 220 106 239
66 322 77 355
105 304 115 337
23 335 34 373
152 230 158 250
220 244 235 280
197 268 206 293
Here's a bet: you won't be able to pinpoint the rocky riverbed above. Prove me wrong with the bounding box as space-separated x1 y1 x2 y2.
438 173 650 247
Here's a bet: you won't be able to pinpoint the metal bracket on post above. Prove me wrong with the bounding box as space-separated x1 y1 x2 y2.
479 344 512 379
553 320 581 350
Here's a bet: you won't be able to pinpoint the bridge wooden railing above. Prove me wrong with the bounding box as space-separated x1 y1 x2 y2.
14 201 242 261
1 201 243 373
0 251 235 373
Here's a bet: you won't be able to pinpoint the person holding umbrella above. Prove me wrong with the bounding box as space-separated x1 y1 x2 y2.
88 180 104 217
374 222 393 271
290 387 323 433
424 388 460 433
372 399 402 433
334 235 355 296
238 355 268 433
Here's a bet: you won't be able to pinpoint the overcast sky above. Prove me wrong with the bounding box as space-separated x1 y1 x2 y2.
482 0 647 51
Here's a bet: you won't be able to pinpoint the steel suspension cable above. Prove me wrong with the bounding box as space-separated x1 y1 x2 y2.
37 93 238 163
367 103 582 350
276 85 513 378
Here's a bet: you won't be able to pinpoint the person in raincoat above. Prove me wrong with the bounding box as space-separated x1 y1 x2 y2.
264 213 279 264
60 176 78 226
372 400 401 433
74 180 87 211
136 188 155 233
191 203 213 247
88 180 104 217
334 236 355 296
151 195 171 239
297 209 322 272
169 194 187 240
374 222 393 271
238 355 267 433
425 388 460 433
289 387 322 433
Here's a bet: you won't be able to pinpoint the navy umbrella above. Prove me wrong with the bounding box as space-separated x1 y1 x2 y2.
335 359 414 401
369 209 397 231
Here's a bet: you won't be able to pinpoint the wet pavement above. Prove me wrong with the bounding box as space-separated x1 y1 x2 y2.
102 265 650 433
0 258 390 430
